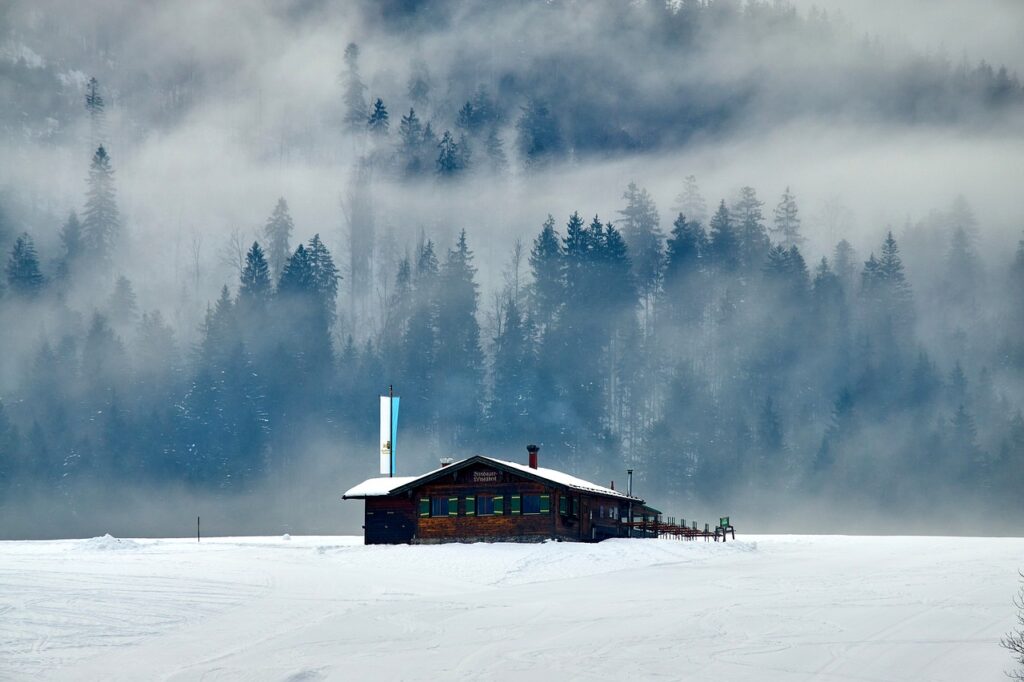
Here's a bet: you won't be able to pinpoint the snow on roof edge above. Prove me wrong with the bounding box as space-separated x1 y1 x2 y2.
343 455 642 502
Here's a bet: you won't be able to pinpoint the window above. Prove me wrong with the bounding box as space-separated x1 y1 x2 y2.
431 497 447 517
523 494 550 514
429 497 444 517
510 494 521 514
559 495 568 515
493 495 504 515
419 498 429 517
476 496 494 516
465 496 475 516
448 497 458 516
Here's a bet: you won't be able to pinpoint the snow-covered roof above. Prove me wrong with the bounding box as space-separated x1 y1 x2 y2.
342 476 418 498
343 455 642 502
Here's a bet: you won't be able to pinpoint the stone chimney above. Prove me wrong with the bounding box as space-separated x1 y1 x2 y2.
440 457 453 467
527 444 539 469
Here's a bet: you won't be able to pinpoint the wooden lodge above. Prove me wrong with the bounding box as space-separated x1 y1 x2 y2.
342 445 662 544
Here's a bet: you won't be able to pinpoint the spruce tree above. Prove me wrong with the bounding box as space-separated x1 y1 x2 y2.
456 101 477 133
262 198 294 282
832 239 858 293
436 230 484 445
491 294 533 434
528 215 564 332
82 145 121 265
108 275 138 325
456 132 472 171
367 98 389 135
484 127 508 174
664 213 705 285
662 213 707 324
398 108 424 175
238 241 272 308
57 211 83 282
85 76 105 149
6 233 44 296
617 182 663 302
342 43 368 133
402 239 440 425
772 186 804 249
407 66 430 106
515 98 563 170
708 200 739 271
307 233 340 317
733 186 769 271
672 175 708 226
436 131 460 177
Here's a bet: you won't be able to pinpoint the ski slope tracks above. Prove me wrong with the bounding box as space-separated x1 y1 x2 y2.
0 534 1021 680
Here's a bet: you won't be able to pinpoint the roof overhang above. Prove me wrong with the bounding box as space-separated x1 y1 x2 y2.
343 454 644 504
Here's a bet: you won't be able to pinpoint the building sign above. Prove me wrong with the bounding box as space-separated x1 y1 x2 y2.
473 470 498 483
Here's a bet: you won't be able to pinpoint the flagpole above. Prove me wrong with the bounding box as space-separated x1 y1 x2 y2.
389 384 394 477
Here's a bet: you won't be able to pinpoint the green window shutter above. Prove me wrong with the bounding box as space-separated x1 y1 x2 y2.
559 496 568 515
493 495 504 515
511 495 521 514
465 496 475 516
448 497 458 516
540 494 550 514
419 498 429 517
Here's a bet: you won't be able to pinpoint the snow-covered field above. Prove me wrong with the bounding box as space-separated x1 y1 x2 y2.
1 534 1021 681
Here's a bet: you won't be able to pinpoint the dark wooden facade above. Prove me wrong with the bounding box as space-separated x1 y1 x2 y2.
346 455 658 545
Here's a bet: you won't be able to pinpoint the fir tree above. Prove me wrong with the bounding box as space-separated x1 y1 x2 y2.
238 241 272 309
85 76 105 149
108 275 138 325
436 130 461 177
306 233 341 317
407 66 430 106
341 43 368 132
672 175 708 226
772 186 804 249
262 198 294 282
57 211 83 282
664 213 705 283
397 108 424 175
367 98 390 135
832 239 858 292
491 294 533 434
456 132 472 171
82 145 121 265
662 213 706 323
528 215 564 332
436 230 484 445
484 127 508 174
708 200 739 271
733 186 769 271
617 182 663 302
456 101 477 133
6 233 45 296
278 244 312 293
515 98 563 170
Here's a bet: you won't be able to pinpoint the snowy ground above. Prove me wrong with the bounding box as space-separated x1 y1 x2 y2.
1 534 1021 681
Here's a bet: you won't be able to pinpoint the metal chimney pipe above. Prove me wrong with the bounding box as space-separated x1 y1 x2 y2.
627 469 633 496
527 444 539 469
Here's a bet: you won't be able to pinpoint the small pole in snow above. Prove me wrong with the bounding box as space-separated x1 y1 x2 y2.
197 516 201 543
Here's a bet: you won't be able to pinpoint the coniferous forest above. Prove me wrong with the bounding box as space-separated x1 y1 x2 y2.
1 0 1023 537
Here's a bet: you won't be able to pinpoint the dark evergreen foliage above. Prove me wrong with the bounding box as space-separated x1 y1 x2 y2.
262 198 294 282
82 146 120 265
6 233 45 296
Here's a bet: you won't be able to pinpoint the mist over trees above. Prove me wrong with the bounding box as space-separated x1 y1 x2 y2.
0 0 1023 536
